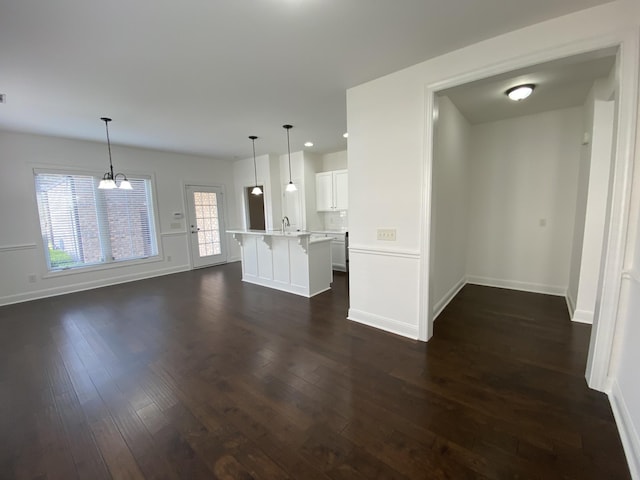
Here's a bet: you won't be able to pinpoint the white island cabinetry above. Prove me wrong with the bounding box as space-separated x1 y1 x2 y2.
228 230 333 297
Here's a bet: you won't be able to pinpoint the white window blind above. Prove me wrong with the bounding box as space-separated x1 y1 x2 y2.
34 172 158 271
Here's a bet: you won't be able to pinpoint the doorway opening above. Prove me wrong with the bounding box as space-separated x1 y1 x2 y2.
419 39 638 390
245 186 266 230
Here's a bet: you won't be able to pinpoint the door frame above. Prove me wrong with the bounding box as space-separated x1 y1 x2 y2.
418 29 639 393
183 182 229 269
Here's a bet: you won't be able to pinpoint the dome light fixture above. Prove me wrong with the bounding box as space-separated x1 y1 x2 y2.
98 117 132 190
506 84 535 101
283 124 297 192
249 135 262 196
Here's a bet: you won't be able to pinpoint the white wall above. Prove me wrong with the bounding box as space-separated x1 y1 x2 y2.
278 151 323 232
321 150 348 171
0 130 239 305
567 89 596 315
466 107 582 294
431 95 470 316
347 0 639 340
574 99 615 324
303 152 324 232
610 193 640 478
347 1 640 473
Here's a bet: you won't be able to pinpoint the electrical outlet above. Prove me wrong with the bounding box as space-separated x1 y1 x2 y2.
28 274 37 283
539 219 547 227
167 255 172 262
377 228 396 241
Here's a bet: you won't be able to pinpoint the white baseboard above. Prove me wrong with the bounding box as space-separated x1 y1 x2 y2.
0 265 191 307
466 275 566 296
566 292 576 317
571 309 594 324
609 380 640 479
347 308 419 340
433 276 467 320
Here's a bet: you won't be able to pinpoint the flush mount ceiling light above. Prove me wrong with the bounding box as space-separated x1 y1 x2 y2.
98 117 132 190
304 142 314 147
249 135 263 196
283 124 297 192
506 84 535 101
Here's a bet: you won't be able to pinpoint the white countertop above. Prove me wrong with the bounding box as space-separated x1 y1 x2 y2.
227 229 311 237
227 230 334 244
310 230 348 235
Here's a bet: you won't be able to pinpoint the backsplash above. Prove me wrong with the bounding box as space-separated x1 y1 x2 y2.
322 211 348 231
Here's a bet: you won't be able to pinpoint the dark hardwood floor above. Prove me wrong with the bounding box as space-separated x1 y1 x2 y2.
0 263 630 479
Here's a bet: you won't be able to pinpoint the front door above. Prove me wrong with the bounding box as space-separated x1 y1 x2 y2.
185 185 227 268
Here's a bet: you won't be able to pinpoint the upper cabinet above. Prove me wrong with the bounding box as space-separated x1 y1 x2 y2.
316 169 348 211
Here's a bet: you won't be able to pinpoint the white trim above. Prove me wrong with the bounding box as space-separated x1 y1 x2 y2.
566 292 576 317
419 86 436 342
0 243 37 253
349 244 421 259
41 255 163 279
347 308 419 340
572 309 594 324
183 182 230 269
160 231 188 237
433 276 466 320
466 275 566 296
0 265 190 307
609 380 640 480
586 29 640 392
622 269 640 284
240 276 330 298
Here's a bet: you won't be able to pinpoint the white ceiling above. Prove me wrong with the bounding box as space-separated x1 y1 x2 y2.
0 0 614 159
440 49 617 124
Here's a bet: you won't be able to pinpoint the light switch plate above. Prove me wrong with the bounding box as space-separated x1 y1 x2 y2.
377 228 396 241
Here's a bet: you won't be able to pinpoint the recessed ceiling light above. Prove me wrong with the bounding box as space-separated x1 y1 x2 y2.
304 141 314 147
506 84 535 101
343 132 348 138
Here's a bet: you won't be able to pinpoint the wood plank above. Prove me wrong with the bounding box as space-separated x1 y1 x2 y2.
0 263 630 479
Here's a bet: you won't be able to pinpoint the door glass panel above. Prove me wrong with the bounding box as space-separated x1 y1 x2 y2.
193 191 222 258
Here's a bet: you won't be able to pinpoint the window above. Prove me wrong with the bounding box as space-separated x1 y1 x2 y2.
34 171 159 272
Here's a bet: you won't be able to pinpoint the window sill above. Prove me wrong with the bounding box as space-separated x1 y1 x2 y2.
42 255 163 279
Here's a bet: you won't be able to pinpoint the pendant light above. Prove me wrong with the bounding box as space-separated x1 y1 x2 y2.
249 136 263 195
98 117 132 190
283 124 297 192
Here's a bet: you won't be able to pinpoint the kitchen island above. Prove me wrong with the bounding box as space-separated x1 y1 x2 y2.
228 230 333 297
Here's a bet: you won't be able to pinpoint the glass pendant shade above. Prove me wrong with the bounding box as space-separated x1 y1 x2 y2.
99 178 117 189
285 181 297 192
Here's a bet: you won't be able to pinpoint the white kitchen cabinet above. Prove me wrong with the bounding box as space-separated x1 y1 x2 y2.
330 237 347 272
315 169 348 211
